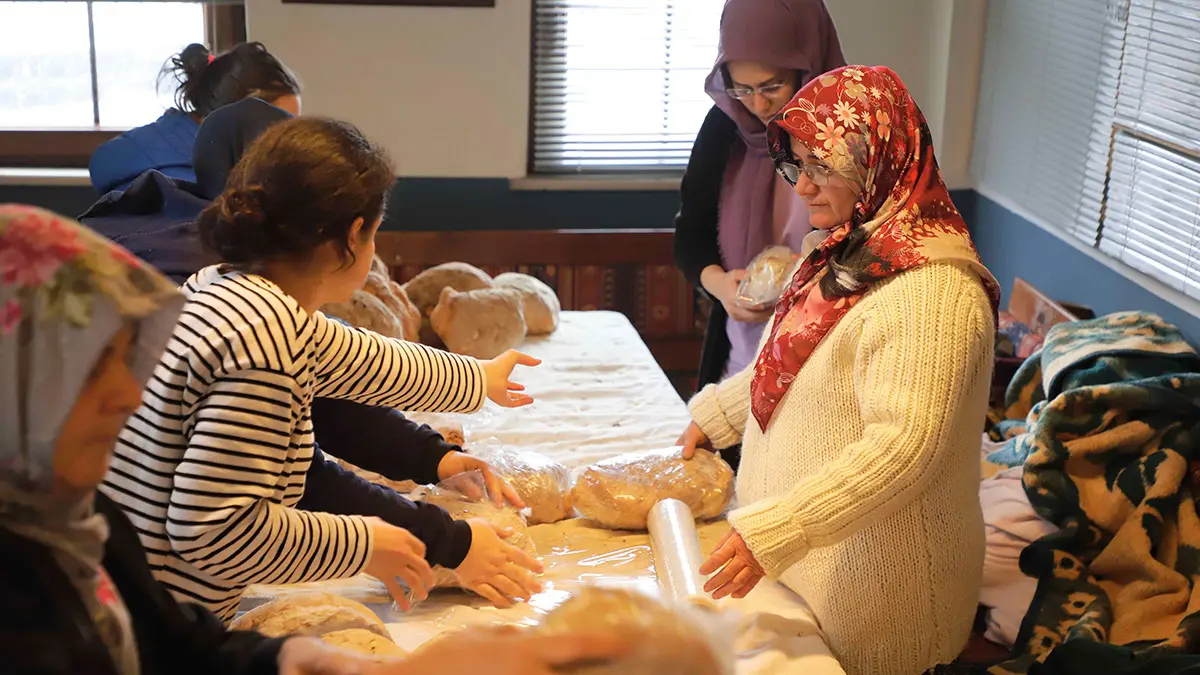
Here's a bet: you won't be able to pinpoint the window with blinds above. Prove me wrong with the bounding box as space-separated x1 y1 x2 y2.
973 0 1200 301
1099 0 1200 300
530 0 726 174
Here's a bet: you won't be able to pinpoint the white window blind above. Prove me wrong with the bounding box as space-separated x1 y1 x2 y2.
973 0 1200 302
970 0 1113 244
531 0 726 174
1098 0 1200 300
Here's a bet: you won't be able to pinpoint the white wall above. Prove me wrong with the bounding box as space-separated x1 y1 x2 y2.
247 0 983 186
246 0 530 178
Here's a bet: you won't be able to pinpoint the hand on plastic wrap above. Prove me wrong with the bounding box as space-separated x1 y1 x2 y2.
407 626 631 675
710 268 775 324
481 350 541 408
700 529 765 600
735 245 800 312
437 451 524 508
676 422 714 460
468 444 574 525
416 470 543 606
362 518 435 611
454 519 544 607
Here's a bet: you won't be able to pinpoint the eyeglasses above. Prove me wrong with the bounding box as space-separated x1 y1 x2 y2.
776 160 835 187
725 81 790 101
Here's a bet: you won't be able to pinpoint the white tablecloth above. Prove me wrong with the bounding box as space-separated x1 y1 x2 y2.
244 312 844 675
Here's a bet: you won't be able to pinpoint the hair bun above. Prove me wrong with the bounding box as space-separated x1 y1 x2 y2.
199 186 277 264
179 43 212 78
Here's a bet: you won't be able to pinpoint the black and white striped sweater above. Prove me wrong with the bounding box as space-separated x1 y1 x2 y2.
101 266 486 620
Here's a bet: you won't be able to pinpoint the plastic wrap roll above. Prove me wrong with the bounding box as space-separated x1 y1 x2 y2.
648 499 707 602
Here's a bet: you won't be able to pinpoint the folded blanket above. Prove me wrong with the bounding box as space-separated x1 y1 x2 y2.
982 312 1200 675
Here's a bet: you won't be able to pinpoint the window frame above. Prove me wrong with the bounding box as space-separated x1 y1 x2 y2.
0 2 245 169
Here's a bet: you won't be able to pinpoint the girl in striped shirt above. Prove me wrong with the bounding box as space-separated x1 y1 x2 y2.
101 116 541 621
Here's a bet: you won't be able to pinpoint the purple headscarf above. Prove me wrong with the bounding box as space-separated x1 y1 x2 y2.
707 0 844 272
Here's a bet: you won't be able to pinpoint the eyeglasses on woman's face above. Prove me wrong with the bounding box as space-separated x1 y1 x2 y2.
775 159 836 187
725 80 791 101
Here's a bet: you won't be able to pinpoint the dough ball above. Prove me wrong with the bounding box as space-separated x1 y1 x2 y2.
493 273 560 335
320 629 406 657
472 446 572 525
321 291 405 340
430 286 526 359
571 448 733 530
402 262 493 318
535 587 724 675
230 592 388 639
414 471 535 590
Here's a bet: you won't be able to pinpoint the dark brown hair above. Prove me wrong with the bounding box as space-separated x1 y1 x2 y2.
160 42 301 118
197 117 395 267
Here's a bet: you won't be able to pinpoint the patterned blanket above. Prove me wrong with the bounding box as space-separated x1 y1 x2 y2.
982 312 1200 674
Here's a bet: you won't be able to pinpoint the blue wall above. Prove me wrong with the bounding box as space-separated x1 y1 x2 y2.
0 178 682 231
959 189 1200 345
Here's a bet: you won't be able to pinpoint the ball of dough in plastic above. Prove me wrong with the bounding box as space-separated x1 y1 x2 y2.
571 448 733 530
320 628 407 657
230 592 389 638
535 587 724 675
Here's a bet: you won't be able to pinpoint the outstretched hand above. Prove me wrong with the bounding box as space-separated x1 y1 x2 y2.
481 350 541 408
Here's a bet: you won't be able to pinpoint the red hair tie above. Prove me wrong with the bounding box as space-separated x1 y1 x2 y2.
206 54 215 64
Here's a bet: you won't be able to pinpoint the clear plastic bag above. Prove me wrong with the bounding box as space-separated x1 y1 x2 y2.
534 586 733 675
571 448 734 531
470 443 573 525
735 245 801 310
413 470 537 588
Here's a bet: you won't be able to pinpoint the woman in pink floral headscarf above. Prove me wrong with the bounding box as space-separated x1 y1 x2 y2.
679 67 999 674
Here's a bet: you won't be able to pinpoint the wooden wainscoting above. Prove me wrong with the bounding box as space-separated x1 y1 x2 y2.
374 229 707 397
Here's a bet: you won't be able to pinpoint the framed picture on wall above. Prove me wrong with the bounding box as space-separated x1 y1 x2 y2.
281 0 494 5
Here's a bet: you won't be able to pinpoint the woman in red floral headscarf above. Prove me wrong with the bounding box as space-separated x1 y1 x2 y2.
678 66 1000 674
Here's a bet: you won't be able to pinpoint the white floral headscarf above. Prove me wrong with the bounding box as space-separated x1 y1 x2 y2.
0 204 184 675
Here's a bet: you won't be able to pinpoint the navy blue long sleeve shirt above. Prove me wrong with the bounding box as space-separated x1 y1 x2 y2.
301 399 473 569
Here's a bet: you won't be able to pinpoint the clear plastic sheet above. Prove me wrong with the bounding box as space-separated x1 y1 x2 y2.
469 441 573 525
735 246 800 310
571 448 734 530
534 586 734 675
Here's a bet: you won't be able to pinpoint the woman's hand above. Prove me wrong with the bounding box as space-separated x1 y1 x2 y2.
701 265 774 324
436 451 524 508
362 517 436 611
676 422 713 460
481 350 541 408
700 529 765 600
393 626 631 675
454 519 544 607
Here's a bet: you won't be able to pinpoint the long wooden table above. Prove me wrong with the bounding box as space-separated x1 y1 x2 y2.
242 312 845 674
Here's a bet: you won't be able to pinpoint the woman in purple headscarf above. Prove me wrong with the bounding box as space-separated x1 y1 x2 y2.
673 0 844 469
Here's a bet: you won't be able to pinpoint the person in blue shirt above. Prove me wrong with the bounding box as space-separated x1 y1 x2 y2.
89 42 301 195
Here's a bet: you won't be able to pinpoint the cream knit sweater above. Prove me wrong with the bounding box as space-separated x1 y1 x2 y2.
690 262 994 675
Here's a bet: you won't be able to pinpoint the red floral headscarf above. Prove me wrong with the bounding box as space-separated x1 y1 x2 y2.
750 65 1000 432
